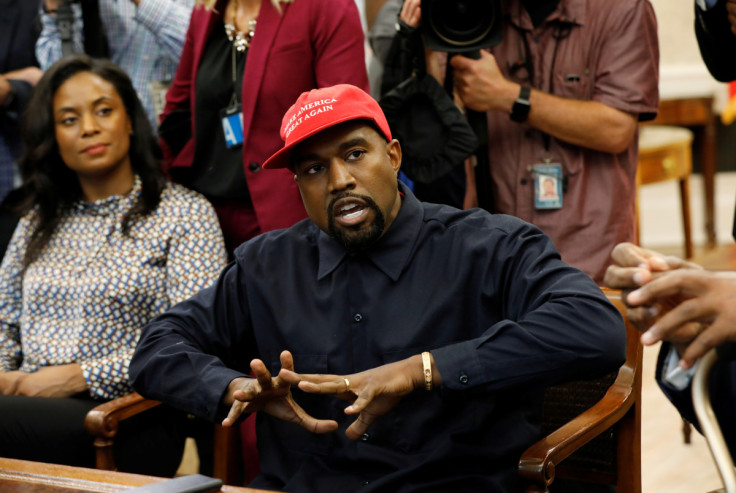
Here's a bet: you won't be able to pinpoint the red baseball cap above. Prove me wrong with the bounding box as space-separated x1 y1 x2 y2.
262 84 392 170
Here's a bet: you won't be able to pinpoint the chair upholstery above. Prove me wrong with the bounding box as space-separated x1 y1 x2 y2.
518 287 643 492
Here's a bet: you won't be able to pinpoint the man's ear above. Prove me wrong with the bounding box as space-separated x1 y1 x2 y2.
387 139 401 174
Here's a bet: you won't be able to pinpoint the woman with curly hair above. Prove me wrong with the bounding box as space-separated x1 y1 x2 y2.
0 54 227 476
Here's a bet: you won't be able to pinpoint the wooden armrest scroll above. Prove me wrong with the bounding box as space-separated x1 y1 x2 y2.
517 364 636 489
84 392 162 470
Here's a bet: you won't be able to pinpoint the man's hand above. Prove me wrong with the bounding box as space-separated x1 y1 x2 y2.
604 242 702 332
1 364 88 397
626 270 736 369
281 354 437 441
450 50 519 113
399 0 421 27
222 351 338 434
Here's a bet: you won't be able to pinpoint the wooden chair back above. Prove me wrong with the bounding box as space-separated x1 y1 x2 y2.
518 287 643 492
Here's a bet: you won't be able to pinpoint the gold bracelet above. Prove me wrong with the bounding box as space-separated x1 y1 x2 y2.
421 351 432 391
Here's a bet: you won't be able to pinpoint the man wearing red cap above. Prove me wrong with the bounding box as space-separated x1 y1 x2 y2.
131 84 625 492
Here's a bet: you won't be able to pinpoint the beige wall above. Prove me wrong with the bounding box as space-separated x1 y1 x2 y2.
649 0 729 108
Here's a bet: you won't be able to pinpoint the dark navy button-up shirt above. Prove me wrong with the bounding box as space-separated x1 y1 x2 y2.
131 184 625 492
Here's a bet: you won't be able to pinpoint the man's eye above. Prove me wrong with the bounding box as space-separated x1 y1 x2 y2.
346 149 365 161
305 164 325 175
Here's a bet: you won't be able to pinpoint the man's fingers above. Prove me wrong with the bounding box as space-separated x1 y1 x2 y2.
623 304 659 332
345 411 379 441
292 407 339 434
222 400 247 427
640 298 711 345
298 377 352 395
609 242 651 268
251 359 273 390
604 265 651 290
680 319 734 369
280 351 295 372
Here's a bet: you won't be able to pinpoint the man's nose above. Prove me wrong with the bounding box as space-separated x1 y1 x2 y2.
328 161 356 193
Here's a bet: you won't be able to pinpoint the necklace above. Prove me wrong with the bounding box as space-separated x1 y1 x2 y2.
224 18 256 53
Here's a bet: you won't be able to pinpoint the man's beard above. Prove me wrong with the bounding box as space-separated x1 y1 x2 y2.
327 193 386 252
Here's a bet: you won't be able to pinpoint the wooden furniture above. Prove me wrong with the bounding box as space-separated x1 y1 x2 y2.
518 288 643 493
85 393 242 485
647 97 718 248
637 125 695 259
0 457 270 493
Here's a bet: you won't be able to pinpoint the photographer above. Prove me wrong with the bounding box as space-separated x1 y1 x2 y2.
36 0 194 130
397 0 659 284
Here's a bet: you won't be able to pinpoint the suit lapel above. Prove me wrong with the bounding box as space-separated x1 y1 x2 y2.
240 0 288 143
192 1 225 78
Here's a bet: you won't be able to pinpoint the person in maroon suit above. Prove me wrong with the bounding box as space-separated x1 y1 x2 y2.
160 0 369 253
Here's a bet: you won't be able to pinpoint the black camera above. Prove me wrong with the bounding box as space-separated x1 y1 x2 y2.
420 0 503 54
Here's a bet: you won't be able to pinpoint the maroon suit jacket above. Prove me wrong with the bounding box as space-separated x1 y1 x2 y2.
162 0 369 233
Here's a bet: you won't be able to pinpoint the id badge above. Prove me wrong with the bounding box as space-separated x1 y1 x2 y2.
220 104 244 149
533 162 563 210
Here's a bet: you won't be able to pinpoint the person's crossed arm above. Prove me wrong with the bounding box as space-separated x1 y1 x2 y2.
0 365 87 397
604 242 736 369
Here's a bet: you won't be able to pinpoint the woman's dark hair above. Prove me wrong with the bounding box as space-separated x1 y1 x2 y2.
14 54 165 267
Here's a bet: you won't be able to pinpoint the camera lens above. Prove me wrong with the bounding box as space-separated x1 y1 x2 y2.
426 0 496 47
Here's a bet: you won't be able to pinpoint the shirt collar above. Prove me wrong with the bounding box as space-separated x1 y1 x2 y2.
316 182 423 282
506 0 585 30
72 175 142 218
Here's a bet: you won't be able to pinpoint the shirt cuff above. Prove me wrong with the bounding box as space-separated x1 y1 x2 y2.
662 345 698 390
696 0 719 10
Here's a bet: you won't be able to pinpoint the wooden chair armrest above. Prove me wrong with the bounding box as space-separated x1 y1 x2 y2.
84 392 162 439
518 365 636 488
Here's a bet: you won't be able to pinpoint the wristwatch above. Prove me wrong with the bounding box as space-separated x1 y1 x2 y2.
510 85 531 123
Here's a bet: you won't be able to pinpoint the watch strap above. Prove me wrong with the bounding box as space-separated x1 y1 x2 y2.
510 85 531 123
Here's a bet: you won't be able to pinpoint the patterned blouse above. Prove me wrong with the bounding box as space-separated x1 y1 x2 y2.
0 178 227 400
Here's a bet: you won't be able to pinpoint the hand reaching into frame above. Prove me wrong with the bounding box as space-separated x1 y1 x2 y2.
604 242 702 332
222 350 338 434
625 269 736 369
603 242 736 369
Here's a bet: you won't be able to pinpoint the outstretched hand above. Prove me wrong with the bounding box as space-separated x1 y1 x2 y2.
604 242 702 332
625 270 736 369
222 351 338 434
280 356 428 441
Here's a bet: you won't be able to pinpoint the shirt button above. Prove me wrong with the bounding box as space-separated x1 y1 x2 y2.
459 373 469 384
354 313 363 323
249 162 260 172
520 178 528 185
361 433 370 441
363 481 370 486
